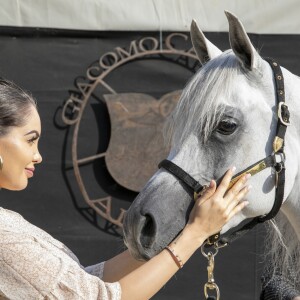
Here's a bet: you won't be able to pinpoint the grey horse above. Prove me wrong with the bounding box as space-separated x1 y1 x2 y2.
123 11 300 289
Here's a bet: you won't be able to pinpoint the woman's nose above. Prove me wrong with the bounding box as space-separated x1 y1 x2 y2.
33 151 42 164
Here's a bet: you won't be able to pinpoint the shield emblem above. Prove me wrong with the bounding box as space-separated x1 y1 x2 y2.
104 91 181 192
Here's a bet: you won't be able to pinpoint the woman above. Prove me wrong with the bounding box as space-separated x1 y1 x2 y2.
0 78 251 299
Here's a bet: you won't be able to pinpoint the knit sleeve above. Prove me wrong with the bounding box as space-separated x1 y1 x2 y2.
0 232 121 300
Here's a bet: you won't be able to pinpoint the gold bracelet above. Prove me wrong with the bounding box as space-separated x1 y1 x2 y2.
165 246 183 269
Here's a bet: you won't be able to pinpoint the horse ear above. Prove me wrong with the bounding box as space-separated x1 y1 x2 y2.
225 11 262 70
190 19 222 64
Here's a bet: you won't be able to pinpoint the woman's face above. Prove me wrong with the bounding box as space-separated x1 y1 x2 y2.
0 105 42 190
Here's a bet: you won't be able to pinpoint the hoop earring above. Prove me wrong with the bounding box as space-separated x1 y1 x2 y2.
0 156 3 170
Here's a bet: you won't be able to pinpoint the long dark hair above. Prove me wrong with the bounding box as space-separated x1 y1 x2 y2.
0 78 36 136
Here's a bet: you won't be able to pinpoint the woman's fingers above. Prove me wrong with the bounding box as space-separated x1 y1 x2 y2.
226 199 249 221
186 167 252 241
224 173 251 203
196 180 216 203
214 166 236 197
225 185 251 215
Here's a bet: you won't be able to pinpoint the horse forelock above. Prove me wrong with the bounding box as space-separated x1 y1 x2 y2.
164 51 262 147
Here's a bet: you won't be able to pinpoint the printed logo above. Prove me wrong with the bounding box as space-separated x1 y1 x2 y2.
62 33 198 229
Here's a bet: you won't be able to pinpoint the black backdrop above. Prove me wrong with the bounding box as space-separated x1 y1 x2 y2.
1 28 300 299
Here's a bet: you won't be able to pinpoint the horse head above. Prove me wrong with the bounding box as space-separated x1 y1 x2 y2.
123 11 299 261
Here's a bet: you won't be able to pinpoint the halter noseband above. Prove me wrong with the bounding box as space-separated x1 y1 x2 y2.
158 58 290 247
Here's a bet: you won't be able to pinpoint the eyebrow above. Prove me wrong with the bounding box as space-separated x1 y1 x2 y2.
24 130 40 138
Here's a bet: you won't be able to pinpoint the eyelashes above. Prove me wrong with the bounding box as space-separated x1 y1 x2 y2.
216 119 238 135
28 136 38 144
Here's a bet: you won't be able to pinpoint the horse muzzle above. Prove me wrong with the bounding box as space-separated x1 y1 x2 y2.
123 173 193 260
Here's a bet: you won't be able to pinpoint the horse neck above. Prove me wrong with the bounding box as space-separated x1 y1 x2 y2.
279 70 300 240
281 181 300 240
284 70 300 126
265 71 300 285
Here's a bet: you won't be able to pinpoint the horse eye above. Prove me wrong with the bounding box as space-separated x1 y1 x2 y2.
216 120 237 135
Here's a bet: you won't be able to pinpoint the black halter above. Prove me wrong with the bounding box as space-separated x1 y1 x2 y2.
158 58 291 247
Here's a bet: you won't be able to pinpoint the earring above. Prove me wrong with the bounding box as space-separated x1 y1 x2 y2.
0 156 3 170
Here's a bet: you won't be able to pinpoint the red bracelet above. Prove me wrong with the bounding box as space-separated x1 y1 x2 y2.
165 246 183 269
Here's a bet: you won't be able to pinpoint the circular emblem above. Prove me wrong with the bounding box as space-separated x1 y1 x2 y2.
62 33 198 230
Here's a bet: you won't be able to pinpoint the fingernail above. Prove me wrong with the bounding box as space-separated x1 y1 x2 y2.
244 201 249 206
231 166 236 172
209 180 214 188
245 173 251 180
248 185 253 190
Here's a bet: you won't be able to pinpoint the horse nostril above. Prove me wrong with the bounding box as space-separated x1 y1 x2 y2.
140 214 156 248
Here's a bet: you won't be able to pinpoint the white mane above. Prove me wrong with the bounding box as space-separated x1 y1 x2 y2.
265 214 300 291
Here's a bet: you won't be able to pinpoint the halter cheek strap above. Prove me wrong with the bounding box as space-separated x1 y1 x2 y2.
158 58 290 247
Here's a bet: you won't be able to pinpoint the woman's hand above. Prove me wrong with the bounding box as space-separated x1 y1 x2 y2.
118 167 251 300
183 166 251 246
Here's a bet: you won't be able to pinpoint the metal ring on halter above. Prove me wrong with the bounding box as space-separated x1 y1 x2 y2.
201 243 218 258
204 282 220 300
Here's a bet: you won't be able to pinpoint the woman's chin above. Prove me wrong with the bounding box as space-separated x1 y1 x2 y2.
5 180 29 191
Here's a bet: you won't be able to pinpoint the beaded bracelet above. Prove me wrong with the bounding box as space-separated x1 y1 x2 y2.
165 246 184 269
